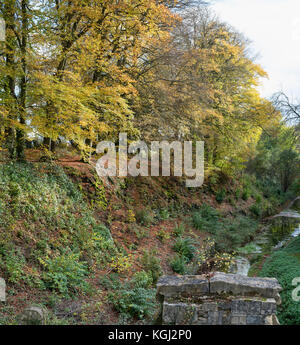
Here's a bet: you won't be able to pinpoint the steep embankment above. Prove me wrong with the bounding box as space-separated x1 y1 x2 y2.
259 236 300 325
0 159 277 324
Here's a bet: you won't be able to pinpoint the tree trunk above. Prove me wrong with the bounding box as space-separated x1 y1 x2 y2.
16 0 29 161
4 0 18 160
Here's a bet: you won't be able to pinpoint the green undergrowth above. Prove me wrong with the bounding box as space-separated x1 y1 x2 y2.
259 236 300 325
99 272 157 322
192 203 258 252
0 162 117 296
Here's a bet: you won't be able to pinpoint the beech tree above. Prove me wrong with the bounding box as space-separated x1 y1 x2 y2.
1 0 176 159
0 1 285 174
133 6 280 174
0 0 31 160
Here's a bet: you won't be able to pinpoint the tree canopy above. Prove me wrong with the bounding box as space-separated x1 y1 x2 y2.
0 1 295 177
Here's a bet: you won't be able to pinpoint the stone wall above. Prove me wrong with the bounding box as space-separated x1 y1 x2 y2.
156 272 282 325
0 278 5 302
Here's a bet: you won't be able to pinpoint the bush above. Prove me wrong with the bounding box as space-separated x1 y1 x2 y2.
235 188 241 200
141 250 162 283
215 189 226 203
156 229 170 243
192 204 219 231
127 209 136 223
199 204 219 220
191 202 258 253
254 194 263 204
170 255 187 274
39 251 89 296
173 237 197 262
131 271 153 288
192 212 205 231
157 208 170 220
1 248 26 284
103 273 157 320
172 223 185 237
109 253 133 274
109 287 156 320
213 216 258 252
249 203 262 218
135 209 153 226
242 188 251 201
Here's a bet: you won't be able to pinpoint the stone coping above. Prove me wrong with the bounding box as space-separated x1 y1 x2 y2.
157 272 282 300
0 278 5 302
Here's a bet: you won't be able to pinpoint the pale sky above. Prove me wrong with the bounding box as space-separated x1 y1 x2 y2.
211 0 300 99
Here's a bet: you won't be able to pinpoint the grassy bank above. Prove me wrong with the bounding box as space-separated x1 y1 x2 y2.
259 236 300 325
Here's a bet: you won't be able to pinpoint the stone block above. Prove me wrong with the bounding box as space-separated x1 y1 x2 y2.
246 315 263 325
210 272 282 298
157 275 209 298
260 299 277 315
0 278 5 302
207 311 220 325
19 306 48 325
162 302 197 325
231 313 247 325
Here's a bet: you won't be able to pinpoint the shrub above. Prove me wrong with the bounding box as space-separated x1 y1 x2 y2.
141 250 162 283
40 251 89 296
172 223 185 237
103 273 157 320
127 210 136 223
220 216 257 251
157 208 170 220
173 237 197 262
170 255 187 274
99 272 121 290
135 209 153 226
235 188 241 200
109 253 133 274
215 189 226 203
132 225 148 240
206 216 258 253
1 248 26 284
249 203 262 218
131 271 153 288
242 188 251 201
192 204 220 232
156 229 170 243
228 196 236 206
192 212 205 231
199 204 219 220
109 287 156 320
94 223 113 241
255 194 263 204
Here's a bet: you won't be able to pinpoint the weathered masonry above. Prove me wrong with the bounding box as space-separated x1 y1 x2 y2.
0 278 5 303
156 272 282 325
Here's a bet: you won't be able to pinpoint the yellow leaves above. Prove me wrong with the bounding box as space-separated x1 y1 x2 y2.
127 209 136 223
109 253 133 274
18 0 176 155
32 65 138 156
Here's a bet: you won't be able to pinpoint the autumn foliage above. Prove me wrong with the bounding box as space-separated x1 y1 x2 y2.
0 1 280 173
